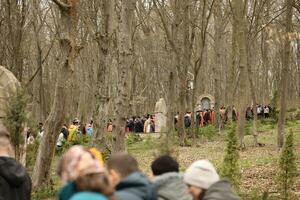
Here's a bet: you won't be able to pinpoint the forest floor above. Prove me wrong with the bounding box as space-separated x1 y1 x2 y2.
128 119 300 199
35 118 300 200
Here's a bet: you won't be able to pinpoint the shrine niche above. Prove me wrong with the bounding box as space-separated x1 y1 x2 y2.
0 66 20 120
195 94 215 111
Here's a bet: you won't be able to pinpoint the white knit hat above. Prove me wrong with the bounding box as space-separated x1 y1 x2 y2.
184 160 220 189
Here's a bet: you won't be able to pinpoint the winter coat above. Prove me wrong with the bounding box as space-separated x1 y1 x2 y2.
153 172 192 200
116 172 157 200
203 180 240 200
70 192 107 200
0 156 32 200
59 182 77 200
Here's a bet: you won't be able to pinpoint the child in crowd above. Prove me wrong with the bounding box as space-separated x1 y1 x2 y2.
107 153 157 200
151 155 192 200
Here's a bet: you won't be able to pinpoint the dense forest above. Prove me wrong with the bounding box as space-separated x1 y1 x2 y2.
0 0 299 199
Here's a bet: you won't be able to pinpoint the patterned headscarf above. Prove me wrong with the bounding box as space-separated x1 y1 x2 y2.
58 145 105 184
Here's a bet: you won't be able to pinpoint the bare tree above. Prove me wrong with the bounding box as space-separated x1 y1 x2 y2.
231 0 248 148
32 0 81 188
112 0 136 152
277 0 293 148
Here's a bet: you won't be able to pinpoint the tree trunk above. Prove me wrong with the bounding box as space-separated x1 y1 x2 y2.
112 0 135 153
277 0 293 148
233 0 247 149
246 42 258 147
32 0 80 188
213 0 223 133
91 0 114 151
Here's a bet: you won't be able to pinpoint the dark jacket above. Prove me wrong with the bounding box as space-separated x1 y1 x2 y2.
153 172 192 200
203 180 240 200
0 156 32 200
116 172 157 200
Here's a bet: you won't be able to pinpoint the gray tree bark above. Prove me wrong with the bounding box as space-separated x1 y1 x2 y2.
32 0 81 188
277 0 293 148
112 0 136 153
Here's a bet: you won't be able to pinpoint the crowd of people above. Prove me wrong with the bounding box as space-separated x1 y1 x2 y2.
24 118 94 150
24 103 273 149
245 104 271 120
0 123 241 200
126 115 155 133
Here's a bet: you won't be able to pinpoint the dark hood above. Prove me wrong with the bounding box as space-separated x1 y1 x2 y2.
204 179 240 200
0 156 28 187
116 172 157 200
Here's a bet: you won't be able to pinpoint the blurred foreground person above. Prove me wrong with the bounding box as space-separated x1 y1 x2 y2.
58 146 115 200
107 153 157 200
184 160 240 200
0 124 32 200
151 155 192 200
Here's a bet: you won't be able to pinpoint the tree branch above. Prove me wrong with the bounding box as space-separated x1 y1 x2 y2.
293 3 300 14
50 0 71 10
153 0 180 59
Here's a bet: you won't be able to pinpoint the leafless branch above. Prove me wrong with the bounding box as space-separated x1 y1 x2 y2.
153 0 180 59
50 0 71 10
293 2 300 14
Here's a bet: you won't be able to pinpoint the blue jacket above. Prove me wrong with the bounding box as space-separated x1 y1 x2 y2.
116 172 157 200
59 182 77 200
59 183 108 200
70 192 107 200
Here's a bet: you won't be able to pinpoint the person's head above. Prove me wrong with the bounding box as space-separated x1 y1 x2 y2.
75 173 115 200
57 145 105 184
60 146 115 199
73 118 79 126
107 153 139 187
0 124 14 157
184 160 220 200
151 155 179 176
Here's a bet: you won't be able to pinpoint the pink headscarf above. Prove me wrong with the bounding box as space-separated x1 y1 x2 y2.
58 145 105 184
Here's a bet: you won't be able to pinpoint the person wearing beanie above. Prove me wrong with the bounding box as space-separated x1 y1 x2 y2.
184 160 240 200
151 155 192 200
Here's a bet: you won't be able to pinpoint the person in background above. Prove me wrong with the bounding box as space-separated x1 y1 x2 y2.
27 132 35 145
150 115 155 133
87 120 93 137
0 124 32 200
210 108 215 124
232 106 238 122
264 106 270 118
184 160 240 200
57 131 65 151
143 115 151 133
151 155 192 200
184 112 192 129
107 153 157 200
68 118 79 141
37 122 44 140
107 119 113 133
61 124 69 140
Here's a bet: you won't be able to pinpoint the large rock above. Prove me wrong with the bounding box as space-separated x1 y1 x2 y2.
155 98 167 132
0 66 20 119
